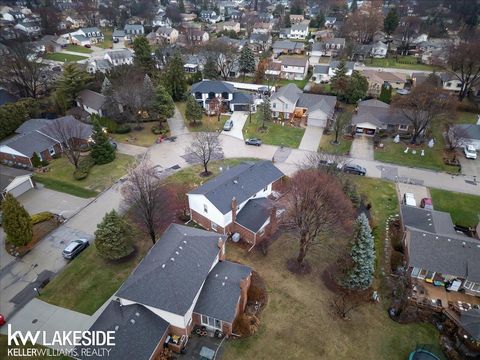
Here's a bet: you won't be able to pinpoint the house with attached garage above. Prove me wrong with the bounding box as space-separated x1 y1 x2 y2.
74 224 252 359
286 23 309 40
0 165 34 198
311 38 346 57
451 123 480 151
280 56 309 80
361 70 407 97
272 40 305 57
188 161 285 247
351 99 411 135
0 116 92 169
191 80 254 112
311 61 354 83
76 89 107 117
270 83 337 127
124 24 145 41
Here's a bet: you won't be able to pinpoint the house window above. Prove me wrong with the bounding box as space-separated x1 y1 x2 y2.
285 104 288 109
446 82 452 87
201 315 222 330
463 280 473 289
411 267 420 277
272 103 276 108
195 92 202 99
398 124 409 131
263 186 268 191
456 83 461 88
49 147 55 156
211 222 217 231
472 283 480 293
203 204 208 213
258 228 265 237
417 269 427 280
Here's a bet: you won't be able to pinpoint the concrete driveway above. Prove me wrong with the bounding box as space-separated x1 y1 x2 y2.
299 126 323 151
350 136 374 161
116 142 147 158
221 112 248 140
459 155 480 178
168 106 189 136
17 185 90 218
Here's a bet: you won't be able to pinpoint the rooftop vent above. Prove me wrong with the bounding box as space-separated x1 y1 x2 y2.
115 325 119 331
233 180 238 184
179 246 183 250
447 239 451 242
422 233 426 237
215 274 218 277
170 257 175 262
222 282 225 286
224 276 228 280
183 240 187 244
462 242 466 246
130 319 135 324
162 264 166 269
175 251 179 255
135 312 140 317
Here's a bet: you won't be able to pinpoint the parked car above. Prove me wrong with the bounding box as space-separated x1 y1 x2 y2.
420 198 434 210
403 193 416 207
464 145 477 160
245 138 262 146
342 164 366 176
62 239 89 259
223 119 234 131
84 44 91 48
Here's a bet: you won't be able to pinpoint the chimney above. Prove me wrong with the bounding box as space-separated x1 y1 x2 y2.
268 206 278 236
231 197 238 223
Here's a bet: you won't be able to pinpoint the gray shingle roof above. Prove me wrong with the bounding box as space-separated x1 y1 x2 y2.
188 161 284 214
460 309 480 340
0 165 31 191
231 92 253 104
330 60 355 71
235 198 272 233
15 119 50 134
112 29 125 37
75 300 170 360
194 261 251 322
191 80 235 95
401 205 457 236
272 40 304 51
271 83 302 104
455 124 480 141
351 100 410 127
116 224 226 315
107 49 133 60
4 131 58 157
281 56 308 67
297 93 336 114
313 64 329 74
77 89 106 111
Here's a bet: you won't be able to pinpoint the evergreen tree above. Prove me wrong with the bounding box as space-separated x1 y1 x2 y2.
239 46 256 80
94 210 134 260
345 71 368 104
101 77 111 95
384 8 399 36
1 193 32 246
350 0 358 12
259 97 272 129
378 83 392 103
284 13 291 28
153 85 175 125
342 213 375 291
331 61 349 99
91 118 115 165
192 70 203 83
178 0 185 13
164 53 187 101
31 152 42 168
203 56 219 80
54 63 91 114
316 12 325 29
133 36 154 72
185 96 204 124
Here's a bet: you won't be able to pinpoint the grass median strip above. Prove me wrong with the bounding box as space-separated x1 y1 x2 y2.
33 176 98 198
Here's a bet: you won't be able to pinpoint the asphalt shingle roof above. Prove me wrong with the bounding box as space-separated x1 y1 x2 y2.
107 49 133 60
460 309 480 340
235 198 272 233
116 224 226 315
77 89 106 111
272 40 304 51
271 83 302 104
231 92 253 104
75 300 170 360
0 165 31 191
188 161 284 214
401 205 457 236
455 124 480 141
3 131 58 157
297 93 336 114
191 80 235 95
351 100 410 127
15 119 50 134
194 261 251 322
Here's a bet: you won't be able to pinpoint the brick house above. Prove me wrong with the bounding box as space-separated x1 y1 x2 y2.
0 116 92 168
75 224 252 358
187 161 285 247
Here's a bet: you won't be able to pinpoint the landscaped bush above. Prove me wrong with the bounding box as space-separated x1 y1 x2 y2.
31 211 54 225
151 126 168 135
73 156 95 180
98 117 118 133
41 160 49 167
115 125 131 134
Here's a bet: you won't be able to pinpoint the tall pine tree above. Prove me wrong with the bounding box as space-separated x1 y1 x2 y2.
95 210 134 260
239 46 256 80
185 96 204 125
152 85 175 127
91 117 115 165
133 36 154 73
379 83 392 103
203 56 219 80
342 213 375 291
1 193 33 246
331 61 349 100
164 53 187 101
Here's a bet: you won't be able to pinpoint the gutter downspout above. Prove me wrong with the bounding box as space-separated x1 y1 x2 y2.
248 233 256 252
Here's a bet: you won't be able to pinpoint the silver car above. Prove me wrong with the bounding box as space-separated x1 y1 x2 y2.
223 119 233 131
62 239 89 259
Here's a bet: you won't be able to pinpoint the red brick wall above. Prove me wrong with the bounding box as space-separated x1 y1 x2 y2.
0 151 31 167
272 177 284 191
191 209 227 234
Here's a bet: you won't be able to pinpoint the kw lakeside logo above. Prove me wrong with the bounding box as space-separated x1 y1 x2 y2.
6 324 115 358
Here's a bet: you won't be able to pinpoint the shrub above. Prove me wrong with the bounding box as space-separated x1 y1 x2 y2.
41 160 49 167
31 211 54 225
32 152 42 168
115 125 131 134
151 126 168 135
98 117 118 133
1 193 33 246
94 210 134 260
73 156 95 180
73 169 89 180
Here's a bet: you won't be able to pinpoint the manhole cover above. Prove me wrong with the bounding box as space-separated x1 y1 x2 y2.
32 319 38 324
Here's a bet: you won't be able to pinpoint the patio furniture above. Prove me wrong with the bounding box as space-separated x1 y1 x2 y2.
200 346 215 360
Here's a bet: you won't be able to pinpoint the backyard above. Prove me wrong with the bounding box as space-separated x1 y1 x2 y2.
33 154 134 197
430 188 480 228
65 44 93 54
176 101 230 132
363 56 441 71
97 28 113 49
110 122 160 147
243 112 305 148
43 53 88 62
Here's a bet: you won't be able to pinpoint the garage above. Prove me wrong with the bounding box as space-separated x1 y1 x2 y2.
354 122 377 136
5 176 34 197
233 104 250 111
0 165 34 198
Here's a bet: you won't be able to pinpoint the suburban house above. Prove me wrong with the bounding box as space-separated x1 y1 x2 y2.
14 21 40 36
289 14 304 24
325 16 337 27
451 123 480 150
75 224 252 359
351 44 373 61
311 61 354 84
112 29 125 42
70 27 103 44
183 54 206 73
311 38 346 57
351 99 411 135
76 89 107 117
438 73 463 94
187 161 285 247
400 205 480 340
104 49 134 66
271 83 337 127
362 70 407 96
200 9 221 23
272 40 305 57
280 56 309 80
155 27 179 44
286 23 309 40
221 20 240 33
249 33 272 53
252 22 272 34
0 165 34 198
191 80 254 112
124 24 145 41
371 41 388 58
0 116 92 168
185 29 209 44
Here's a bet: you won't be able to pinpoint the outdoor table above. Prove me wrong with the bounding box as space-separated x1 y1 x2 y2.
200 346 215 360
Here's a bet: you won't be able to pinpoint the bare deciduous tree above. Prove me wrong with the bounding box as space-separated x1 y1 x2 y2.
204 41 239 81
445 123 468 152
331 290 365 319
395 16 421 55
185 132 223 176
285 170 354 269
208 97 224 122
391 84 457 144
343 2 383 44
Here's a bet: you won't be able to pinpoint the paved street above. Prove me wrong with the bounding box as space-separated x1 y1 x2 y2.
459 155 480 178
299 126 323 151
221 111 248 140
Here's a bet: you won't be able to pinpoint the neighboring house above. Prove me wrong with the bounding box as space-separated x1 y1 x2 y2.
186 29 209 44
272 40 305 57
229 10 243 21
0 116 92 168
271 83 337 127
124 24 145 41
371 41 388 58
351 99 411 135
152 14 172 27
112 29 125 43
252 22 272 34
280 56 309 80
286 23 309 40
438 73 463 94
221 21 240 33
451 124 480 150
76 89 107 117
35 34 67 53
311 61 354 83
76 27 104 43
325 16 336 27
155 27 179 44
86 59 113 74
249 33 271 52
188 161 285 246
327 60 354 77
200 10 221 23
290 14 304 24
311 38 345 57
191 80 254 112
362 70 406 96
258 12 273 22
75 224 252 358
184 54 206 73
0 165 34 198
14 21 40 35
351 44 373 61
104 49 134 66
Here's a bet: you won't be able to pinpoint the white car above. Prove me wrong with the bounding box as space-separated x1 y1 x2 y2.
464 145 478 160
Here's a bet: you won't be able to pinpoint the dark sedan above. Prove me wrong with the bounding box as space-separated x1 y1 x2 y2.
342 164 367 176
245 138 262 146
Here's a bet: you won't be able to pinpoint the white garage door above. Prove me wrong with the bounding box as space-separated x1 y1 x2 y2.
308 116 327 128
8 178 34 197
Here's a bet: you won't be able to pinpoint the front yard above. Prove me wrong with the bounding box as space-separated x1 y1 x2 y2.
430 188 480 228
43 53 89 62
318 134 353 154
110 122 160 147
33 154 134 197
96 28 113 49
65 44 93 54
363 57 441 71
176 101 230 132
243 112 305 148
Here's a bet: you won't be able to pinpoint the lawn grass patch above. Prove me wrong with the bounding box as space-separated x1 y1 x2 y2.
110 122 160 147
97 28 113 49
65 44 93 54
243 112 304 148
319 133 353 154
43 53 88 62
176 102 230 132
32 176 98 198
430 188 480 228
364 57 441 71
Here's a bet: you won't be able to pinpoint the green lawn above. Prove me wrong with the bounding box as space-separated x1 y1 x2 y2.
34 154 134 195
43 53 89 62
32 176 97 198
240 76 310 90
111 122 161 147
243 112 305 148
363 57 441 71
176 101 230 132
0 335 70 360
430 189 480 228
456 111 478 124
65 44 93 54
223 177 442 360
319 133 353 154
96 28 113 49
